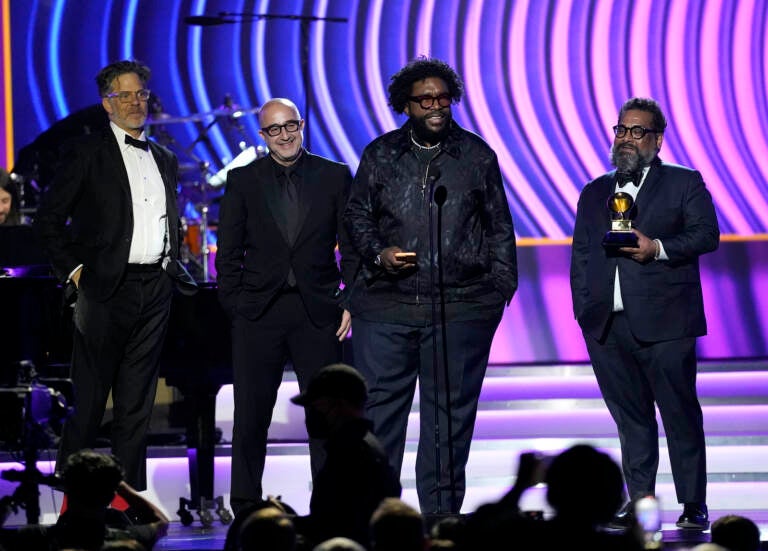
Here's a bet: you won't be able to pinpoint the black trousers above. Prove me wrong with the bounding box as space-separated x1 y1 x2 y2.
229 292 342 510
57 268 172 489
351 310 502 514
584 311 707 504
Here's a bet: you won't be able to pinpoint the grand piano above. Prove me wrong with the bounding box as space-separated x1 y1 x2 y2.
1 226 233 524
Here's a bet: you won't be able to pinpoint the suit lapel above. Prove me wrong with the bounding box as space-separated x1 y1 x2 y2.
293 154 316 244
259 161 292 245
634 158 663 224
104 131 132 197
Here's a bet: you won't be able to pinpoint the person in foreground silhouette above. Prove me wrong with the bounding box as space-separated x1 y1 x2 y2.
291 363 401 547
463 445 644 550
711 514 761 551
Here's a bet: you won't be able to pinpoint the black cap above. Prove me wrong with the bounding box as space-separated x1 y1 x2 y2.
290 363 367 407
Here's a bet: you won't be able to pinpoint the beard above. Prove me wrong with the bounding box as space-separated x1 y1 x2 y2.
610 143 657 173
410 111 452 145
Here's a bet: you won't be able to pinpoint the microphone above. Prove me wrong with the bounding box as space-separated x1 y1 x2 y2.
434 185 447 206
428 166 441 183
184 15 229 26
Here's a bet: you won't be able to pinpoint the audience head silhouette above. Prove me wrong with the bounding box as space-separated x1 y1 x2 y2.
238 506 297 551
711 514 761 551
312 537 367 551
63 449 124 509
370 498 425 551
291 363 368 438
545 444 624 526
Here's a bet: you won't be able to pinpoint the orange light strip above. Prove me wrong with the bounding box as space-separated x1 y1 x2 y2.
1 0 12 168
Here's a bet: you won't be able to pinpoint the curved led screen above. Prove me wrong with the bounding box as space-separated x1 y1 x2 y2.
10 0 767 238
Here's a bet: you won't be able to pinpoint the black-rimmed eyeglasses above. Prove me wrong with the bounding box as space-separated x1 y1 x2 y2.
261 120 301 136
407 94 453 109
612 124 661 139
104 89 151 103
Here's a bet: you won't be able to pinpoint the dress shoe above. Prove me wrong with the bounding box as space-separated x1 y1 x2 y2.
676 502 709 530
607 501 635 530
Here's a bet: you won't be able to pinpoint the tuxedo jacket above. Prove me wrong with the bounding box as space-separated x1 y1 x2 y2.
35 129 195 302
215 151 357 326
570 157 720 342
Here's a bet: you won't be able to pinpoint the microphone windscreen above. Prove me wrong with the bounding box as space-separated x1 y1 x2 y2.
434 185 447 206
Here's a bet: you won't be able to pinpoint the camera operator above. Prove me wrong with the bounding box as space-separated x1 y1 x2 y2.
0 449 168 551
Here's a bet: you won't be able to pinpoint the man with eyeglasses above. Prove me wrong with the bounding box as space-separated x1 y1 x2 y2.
35 60 196 489
570 97 719 531
344 57 517 514
216 98 357 513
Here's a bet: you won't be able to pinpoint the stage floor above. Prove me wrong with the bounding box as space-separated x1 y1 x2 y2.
2 361 767 548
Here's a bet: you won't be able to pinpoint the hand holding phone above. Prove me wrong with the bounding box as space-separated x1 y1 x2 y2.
394 251 417 263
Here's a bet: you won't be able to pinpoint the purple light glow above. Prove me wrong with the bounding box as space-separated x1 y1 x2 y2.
700 2 768 222
463 405 768 439
489 241 768 364
550 0 604 178
478 371 768 402
504 0 567 236
734 1 768 184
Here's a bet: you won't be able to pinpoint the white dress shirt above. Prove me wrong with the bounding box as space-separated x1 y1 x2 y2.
110 122 168 264
612 166 669 311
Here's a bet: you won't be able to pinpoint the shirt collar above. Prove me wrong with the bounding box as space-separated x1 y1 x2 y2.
271 149 306 179
110 121 147 151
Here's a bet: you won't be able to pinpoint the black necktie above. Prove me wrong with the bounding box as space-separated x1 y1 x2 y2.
283 169 299 236
125 135 149 151
282 169 299 286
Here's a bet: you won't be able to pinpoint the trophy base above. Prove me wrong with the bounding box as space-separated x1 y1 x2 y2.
602 231 638 248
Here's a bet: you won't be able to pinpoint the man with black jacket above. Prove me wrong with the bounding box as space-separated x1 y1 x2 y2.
344 57 517 514
35 60 196 489
216 98 357 513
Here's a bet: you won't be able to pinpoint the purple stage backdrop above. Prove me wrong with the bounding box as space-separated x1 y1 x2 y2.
4 1 767 364
490 239 768 364
7 0 768 238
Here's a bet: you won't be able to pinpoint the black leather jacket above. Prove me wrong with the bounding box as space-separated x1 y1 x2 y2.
344 120 517 310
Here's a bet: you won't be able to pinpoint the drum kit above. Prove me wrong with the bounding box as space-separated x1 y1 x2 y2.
146 100 267 283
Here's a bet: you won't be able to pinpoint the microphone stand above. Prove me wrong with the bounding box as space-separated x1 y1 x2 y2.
434 185 456 511
427 171 442 514
184 11 349 151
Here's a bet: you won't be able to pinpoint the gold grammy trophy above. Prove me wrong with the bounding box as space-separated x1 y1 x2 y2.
602 191 639 248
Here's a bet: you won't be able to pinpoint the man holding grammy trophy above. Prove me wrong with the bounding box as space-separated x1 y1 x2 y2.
570 97 719 531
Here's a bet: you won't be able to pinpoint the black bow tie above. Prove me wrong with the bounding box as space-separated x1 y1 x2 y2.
616 171 640 188
125 135 149 151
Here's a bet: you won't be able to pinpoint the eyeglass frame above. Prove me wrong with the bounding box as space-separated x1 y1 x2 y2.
612 124 662 140
103 89 151 103
261 120 302 137
407 94 453 110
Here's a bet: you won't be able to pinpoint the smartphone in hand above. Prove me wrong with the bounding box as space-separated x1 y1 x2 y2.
394 252 417 263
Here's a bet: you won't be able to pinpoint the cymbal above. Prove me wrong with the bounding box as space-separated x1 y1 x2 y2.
146 113 206 125
146 106 260 126
205 105 260 119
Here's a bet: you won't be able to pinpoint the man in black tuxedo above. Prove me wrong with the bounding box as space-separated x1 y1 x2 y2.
570 97 720 530
215 98 357 513
35 60 195 489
